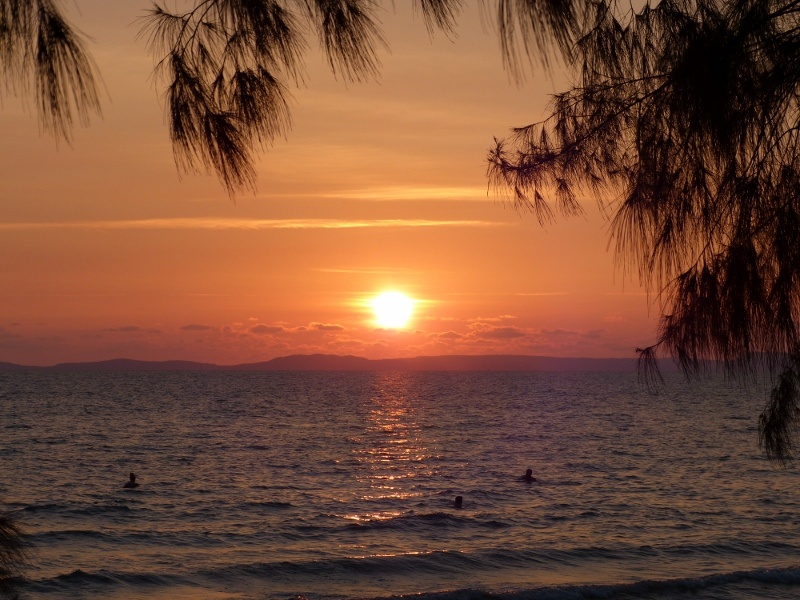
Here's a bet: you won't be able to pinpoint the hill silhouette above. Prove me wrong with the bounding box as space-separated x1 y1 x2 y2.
0 354 660 372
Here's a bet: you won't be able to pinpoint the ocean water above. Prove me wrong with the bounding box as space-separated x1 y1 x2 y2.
1 369 799 600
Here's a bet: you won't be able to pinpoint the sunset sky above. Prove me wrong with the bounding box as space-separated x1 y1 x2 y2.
0 1 658 366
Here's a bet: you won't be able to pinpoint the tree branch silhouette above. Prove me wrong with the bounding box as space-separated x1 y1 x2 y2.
0 514 29 600
1 0 101 143
488 0 800 462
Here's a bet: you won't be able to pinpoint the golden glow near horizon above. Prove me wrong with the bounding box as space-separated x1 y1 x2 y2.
0 2 659 366
371 292 415 329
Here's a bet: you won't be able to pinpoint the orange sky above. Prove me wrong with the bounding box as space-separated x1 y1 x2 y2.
0 1 658 366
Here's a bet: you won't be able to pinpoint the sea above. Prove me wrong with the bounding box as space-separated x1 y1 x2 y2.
2 369 800 600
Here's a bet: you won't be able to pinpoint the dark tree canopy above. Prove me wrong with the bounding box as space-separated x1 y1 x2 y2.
137 0 575 193
0 514 28 600
3 0 572 191
4 0 800 461
0 0 101 142
487 0 800 462
139 0 394 193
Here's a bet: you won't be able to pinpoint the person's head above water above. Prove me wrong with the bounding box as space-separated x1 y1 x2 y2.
526 469 533 477
454 495 463 508
123 472 139 488
522 468 536 482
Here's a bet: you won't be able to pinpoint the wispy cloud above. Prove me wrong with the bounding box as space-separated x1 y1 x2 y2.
472 326 528 339
103 325 162 334
314 266 415 274
0 218 501 231
514 292 569 297
251 324 287 335
309 322 346 332
180 324 216 332
320 186 488 201
469 314 518 323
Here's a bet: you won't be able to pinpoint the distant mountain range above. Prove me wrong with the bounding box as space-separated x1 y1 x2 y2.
0 353 673 372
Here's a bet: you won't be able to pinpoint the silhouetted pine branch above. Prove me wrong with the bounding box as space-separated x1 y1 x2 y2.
140 0 583 195
0 514 29 600
488 0 800 461
0 0 101 143
140 0 426 194
3 0 583 194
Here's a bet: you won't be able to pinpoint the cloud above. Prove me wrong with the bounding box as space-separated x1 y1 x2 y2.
104 325 161 334
320 185 487 202
0 218 501 231
251 324 286 335
432 330 463 340
309 322 345 332
467 320 528 340
540 328 579 337
469 314 517 323
0 327 20 340
315 266 415 274
514 292 569 297
582 329 606 339
180 324 215 332
473 326 527 339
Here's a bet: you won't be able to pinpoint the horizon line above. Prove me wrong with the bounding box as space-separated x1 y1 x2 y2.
0 352 669 372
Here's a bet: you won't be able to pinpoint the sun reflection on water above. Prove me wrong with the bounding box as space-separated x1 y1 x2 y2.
341 512 403 522
348 373 437 514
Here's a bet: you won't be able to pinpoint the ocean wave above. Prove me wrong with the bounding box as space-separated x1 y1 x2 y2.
21 502 69 513
339 511 512 533
657 539 800 558
22 501 133 517
28 562 800 600
4 423 33 429
195 544 656 582
246 500 294 509
367 566 800 600
27 568 184 596
193 541 800 582
505 540 800 566
343 512 464 531
201 549 486 581
27 529 115 543
25 528 234 549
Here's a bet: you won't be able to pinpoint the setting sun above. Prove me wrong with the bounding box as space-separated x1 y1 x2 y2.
371 291 414 329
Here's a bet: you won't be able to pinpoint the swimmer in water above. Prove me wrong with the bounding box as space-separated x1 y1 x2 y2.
454 495 463 509
521 468 536 482
123 472 139 489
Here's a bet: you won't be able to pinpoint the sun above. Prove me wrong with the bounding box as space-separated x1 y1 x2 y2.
371 291 414 329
